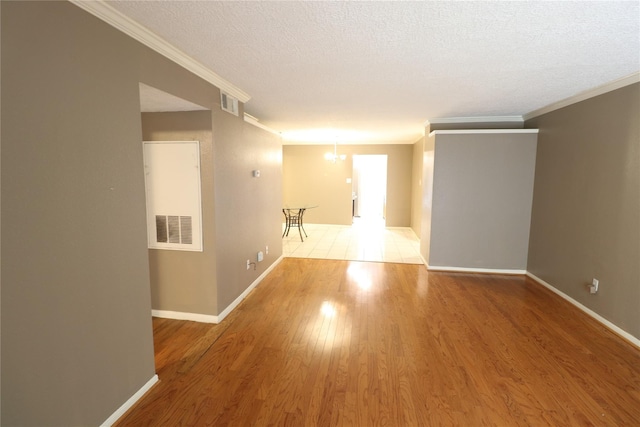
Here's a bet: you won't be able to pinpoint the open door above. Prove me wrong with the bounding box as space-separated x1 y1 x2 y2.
352 154 388 225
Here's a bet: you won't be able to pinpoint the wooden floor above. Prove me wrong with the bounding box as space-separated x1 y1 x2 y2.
116 258 640 426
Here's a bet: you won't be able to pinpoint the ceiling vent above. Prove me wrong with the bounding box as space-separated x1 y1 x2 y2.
220 91 239 116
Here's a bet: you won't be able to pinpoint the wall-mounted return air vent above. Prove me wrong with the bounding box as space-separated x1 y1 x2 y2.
143 141 203 252
155 215 193 244
220 91 239 116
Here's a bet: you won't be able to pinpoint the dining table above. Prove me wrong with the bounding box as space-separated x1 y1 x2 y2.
282 204 318 242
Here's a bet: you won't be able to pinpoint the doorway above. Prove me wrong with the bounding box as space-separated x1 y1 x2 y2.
352 154 388 226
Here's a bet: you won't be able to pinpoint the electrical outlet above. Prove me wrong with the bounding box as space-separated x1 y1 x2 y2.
266 245 269 255
246 259 250 270
590 278 599 294
257 251 264 262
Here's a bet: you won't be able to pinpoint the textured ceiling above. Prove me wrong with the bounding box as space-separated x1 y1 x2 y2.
109 1 640 144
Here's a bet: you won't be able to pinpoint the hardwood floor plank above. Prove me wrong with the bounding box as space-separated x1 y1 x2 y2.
115 259 640 426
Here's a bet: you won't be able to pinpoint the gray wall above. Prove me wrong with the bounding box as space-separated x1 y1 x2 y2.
526 83 640 339
142 111 219 315
426 131 538 270
212 110 283 311
138 21 285 317
0 1 3 413
1 2 155 425
1 1 283 425
283 144 413 226
143 111 283 317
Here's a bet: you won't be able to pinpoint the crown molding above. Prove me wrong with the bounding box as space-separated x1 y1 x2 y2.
69 0 251 103
244 114 281 136
425 116 523 126
429 129 538 137
523 72 640 121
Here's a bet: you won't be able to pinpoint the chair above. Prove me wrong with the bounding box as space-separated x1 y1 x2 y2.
282 208 307 241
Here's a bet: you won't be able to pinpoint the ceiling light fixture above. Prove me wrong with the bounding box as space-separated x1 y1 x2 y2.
325 140 347 163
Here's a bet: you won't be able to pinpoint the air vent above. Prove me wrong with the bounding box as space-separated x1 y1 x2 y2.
155 215 193 245
167 215 180 243
180 216 193 244
220 91 239 116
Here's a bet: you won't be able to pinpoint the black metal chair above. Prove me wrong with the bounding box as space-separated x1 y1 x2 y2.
282 208 307 241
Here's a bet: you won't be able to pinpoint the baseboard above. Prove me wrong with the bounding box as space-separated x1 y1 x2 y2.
217 255 284 322
151 256 283 324
428 265 526 275
421 255 429 268
100 374 158 427
151 309 218 324
526 272 640 349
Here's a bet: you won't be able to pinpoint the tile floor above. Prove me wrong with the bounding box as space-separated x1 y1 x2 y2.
282 217 423 264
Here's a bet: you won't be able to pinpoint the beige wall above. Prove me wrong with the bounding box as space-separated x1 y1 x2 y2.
410 136 424 235
142 112 218 315
526 83 640 339
283 144 413 226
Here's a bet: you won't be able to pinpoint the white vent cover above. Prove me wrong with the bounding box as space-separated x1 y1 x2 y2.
220 91 239 116
143 141 203 252
155 215 193 244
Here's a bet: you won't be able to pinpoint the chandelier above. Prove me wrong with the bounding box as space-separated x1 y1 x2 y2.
324 140 347 163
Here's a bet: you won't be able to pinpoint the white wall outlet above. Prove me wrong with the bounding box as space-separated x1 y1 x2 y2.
246 259 250 270
265 245 269 254
257 251 264 262
590 278 599 294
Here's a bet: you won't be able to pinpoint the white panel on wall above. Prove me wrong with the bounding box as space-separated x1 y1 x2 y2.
143 141 203 251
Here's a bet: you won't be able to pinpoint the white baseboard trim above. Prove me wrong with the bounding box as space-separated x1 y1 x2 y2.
151 256 284 324
151 309 218 324
217 255 284 322
421 255 429 268
428 265 526 275
100 374 158 427
526 272 640 349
